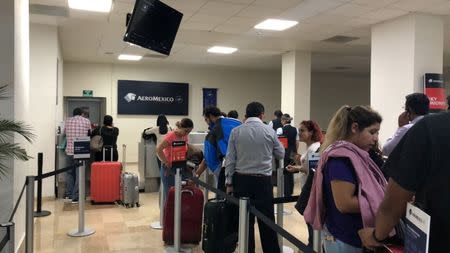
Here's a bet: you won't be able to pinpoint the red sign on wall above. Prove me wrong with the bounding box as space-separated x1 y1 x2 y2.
424 73 446 112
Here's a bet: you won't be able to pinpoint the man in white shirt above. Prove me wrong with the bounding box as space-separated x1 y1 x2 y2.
382 93 429 156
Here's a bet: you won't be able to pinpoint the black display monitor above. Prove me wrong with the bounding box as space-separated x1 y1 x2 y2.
123 0 183 56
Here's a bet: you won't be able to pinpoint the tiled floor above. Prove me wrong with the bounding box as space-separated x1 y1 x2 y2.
34 171 309 253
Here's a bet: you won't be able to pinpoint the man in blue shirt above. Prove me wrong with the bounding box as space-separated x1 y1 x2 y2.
194 106 241 192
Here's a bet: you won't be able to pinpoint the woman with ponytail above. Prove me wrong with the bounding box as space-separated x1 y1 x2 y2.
304 106 388 253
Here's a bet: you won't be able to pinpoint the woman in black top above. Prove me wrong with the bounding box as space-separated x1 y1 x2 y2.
93 115 119 161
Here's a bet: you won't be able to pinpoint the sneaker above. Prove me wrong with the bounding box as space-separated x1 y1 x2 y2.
71 199 79 204
63 198 72 203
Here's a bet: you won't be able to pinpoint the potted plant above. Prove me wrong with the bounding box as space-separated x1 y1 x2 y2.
0 85 34 176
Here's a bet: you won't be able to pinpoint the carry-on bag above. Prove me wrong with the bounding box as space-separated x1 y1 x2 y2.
202 198 238 253
163 185 204 244
120 144 140 207
121 172 140 207
90 146 121 203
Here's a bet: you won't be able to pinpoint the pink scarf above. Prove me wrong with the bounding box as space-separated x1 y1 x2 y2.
304 140 387 230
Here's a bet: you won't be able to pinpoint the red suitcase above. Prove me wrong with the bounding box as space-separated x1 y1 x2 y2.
90 147 122 203
163 185 204 244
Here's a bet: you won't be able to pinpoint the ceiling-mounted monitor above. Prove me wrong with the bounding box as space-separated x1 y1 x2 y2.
123 0 183 56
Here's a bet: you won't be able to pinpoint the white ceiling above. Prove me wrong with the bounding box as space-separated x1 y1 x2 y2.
29 0 450 73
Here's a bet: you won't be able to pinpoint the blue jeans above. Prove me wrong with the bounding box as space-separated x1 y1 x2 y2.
160 164 175 205
322 229 363 253
65 156 79 200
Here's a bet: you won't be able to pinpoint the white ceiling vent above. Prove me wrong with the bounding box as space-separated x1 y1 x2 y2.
322 35 359 44
30 4 69 17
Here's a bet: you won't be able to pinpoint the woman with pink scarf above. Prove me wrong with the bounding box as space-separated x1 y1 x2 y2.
304 105 388 253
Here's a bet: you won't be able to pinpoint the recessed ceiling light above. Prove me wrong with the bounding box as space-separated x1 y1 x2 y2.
68 0 112 13
254 19 298 31
118 54 142 61
207 46 238 54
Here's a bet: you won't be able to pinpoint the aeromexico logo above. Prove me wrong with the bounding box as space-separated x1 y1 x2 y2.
124 92 183 103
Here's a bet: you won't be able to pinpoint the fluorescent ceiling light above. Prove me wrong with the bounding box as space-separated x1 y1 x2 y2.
207 46 238 54
254 19 298 31
68 0 113 13
118 54 142 61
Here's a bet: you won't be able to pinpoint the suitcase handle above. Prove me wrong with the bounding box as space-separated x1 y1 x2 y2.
102 145 114 161
122 144 127 171
181 189 194 196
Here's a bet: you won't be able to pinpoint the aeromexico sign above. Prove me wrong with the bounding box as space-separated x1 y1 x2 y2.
118 80 188 115
423 73 446 112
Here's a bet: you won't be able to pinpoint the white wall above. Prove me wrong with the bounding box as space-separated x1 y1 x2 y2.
64 62 281 163
310 72 370 130
11 0 31 251
30 24 61 197
371 14 443 144
0 1 16 252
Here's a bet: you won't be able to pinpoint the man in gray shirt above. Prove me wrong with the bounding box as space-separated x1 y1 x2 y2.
225 101 285 253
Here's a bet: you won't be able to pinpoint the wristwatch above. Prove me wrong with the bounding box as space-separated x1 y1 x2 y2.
372 229 385 243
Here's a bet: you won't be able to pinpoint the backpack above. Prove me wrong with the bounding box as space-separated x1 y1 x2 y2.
90 127 103 152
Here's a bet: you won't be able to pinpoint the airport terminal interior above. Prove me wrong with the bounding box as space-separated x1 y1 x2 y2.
2 0 450 252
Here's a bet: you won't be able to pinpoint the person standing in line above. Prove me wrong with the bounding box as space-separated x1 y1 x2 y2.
194 106 241 192
286 120 323 248
227 110 239 120
447 95 450 110
268 109 283 131
276 113 299 197
225 102 285 253
64 107 91 203
304 105 387 253
144 114 172 167
92 115 119 162
358 111 450 253
382 93 429 156
156 118 193 204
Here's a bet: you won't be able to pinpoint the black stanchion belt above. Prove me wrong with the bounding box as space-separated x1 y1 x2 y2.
9 180 27 222
182 171 317 253
35 165 76 181
248 204 315 253
0 230 9 252
8 165 76 222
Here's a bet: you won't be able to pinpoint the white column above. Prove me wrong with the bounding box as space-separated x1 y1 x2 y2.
0 0 30 251
281 51 311 126
371 14 443 144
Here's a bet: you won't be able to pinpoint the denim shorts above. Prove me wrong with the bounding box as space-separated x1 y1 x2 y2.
321 228 363 253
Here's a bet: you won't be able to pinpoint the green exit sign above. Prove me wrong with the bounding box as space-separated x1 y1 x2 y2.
82 90 93 97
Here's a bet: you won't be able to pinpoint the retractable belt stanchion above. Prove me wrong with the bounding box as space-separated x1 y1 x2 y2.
163 168 191 253
68 160 95 237
238 197 249 253
25 176 35 253
34 153 51 217
313 230 322 253
275 159 294 253
150 183 164 229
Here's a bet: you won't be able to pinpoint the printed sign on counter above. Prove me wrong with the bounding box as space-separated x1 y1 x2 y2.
307 152 320 172
405 202 430 253
73 136 91 159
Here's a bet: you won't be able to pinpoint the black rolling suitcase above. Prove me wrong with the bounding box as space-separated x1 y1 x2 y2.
202 198 239 253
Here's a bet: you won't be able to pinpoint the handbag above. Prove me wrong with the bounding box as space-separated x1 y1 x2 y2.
90 127 103 152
